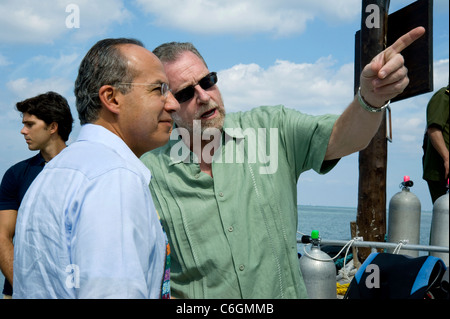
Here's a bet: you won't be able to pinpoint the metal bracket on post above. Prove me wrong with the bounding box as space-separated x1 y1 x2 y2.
386 104 392 143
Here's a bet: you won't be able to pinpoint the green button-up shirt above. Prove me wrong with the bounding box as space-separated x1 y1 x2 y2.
141 105 339 298
423 86 450 182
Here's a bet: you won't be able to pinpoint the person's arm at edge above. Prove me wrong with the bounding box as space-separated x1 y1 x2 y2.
428 127 449 179
0 210 17 287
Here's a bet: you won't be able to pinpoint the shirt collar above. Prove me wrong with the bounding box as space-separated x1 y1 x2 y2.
77 124 151 183
31 152 47 167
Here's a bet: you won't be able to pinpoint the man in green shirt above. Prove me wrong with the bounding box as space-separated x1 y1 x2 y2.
141 27 425 298
422 86 449 204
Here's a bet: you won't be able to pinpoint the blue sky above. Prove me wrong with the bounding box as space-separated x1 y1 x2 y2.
0 0 448 211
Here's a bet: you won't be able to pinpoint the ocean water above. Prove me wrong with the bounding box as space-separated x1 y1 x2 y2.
0 205 436 297
297 205 433 253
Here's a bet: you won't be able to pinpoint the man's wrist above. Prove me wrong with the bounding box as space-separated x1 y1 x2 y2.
357 87 390 113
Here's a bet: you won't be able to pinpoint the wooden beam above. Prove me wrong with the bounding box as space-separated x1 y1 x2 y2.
355 0 390 261
355 0 434 100
353 0 433 262
388 0 434 102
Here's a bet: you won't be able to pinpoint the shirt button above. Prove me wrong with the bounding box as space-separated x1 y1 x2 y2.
194 174 200 179
218 192 224 197
228 226 233 232
239 264 245 271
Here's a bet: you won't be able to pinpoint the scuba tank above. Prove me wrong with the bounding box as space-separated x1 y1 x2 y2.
387 176 421 257
429 180 449 266
299 230 336 299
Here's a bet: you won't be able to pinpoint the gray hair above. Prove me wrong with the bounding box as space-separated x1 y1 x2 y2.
74 38 144 125
153 42 208 68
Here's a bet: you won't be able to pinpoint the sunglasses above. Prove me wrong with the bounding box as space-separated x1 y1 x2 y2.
174 72 218 103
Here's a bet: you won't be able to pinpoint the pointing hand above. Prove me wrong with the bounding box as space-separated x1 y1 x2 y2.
360 26 426 108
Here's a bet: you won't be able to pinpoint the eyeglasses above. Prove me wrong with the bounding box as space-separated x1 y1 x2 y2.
117 82 171 98
174 72 218 103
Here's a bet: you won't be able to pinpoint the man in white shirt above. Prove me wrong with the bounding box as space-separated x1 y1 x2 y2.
13 38 179 298
0 91 73 299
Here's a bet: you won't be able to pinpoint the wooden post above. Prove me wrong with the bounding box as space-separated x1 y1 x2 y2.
350 221 362 268
355 0 390 261
353 0 433 262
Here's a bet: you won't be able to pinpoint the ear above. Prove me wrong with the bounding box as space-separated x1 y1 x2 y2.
48 122 58 135
98 85 121 115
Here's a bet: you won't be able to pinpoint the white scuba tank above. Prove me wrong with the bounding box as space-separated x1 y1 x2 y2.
299 230 336 299
387 176 421 257
429 183 449 266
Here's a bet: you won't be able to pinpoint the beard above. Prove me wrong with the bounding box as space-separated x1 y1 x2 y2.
172 100 226 135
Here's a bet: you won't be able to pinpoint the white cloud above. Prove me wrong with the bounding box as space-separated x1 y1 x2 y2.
0 0 131 44
300 0 362 21
0 53 12 66
393 115 425 143
6 77 73 102
10 53 80 79
2 52 80 109
434 59 449 88
218 56 354 114
135 0 360 36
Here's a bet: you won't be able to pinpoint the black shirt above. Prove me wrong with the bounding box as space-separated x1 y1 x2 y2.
0 152 45 295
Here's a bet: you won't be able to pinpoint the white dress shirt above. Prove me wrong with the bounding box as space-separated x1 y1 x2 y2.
13 124 166 299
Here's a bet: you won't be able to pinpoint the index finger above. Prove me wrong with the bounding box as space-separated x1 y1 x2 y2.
386 26 426 56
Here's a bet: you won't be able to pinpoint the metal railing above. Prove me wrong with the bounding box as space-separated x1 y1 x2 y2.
297 237 449 253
